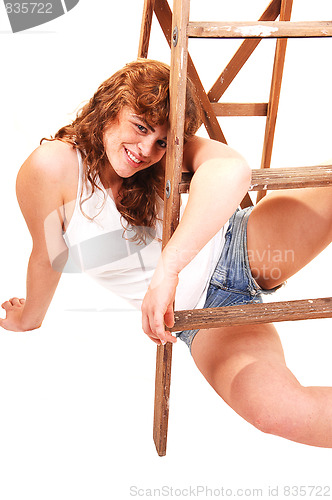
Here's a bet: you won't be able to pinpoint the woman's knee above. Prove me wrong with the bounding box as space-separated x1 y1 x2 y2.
229 362 311 440
192 325 315 442
243 399 302 439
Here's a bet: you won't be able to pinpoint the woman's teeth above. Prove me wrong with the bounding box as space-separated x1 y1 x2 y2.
126 148 142 164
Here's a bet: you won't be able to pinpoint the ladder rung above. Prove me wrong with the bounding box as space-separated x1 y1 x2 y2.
170 297 332 331
179 165 332 193
187 21 332 39
250 165 332 190
211 102 268 116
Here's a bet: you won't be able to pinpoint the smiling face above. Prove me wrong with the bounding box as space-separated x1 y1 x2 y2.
102 107 168 184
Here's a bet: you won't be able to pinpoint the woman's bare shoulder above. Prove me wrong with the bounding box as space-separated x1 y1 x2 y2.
17 140 79 195
21 140 78 178
16 140 80 214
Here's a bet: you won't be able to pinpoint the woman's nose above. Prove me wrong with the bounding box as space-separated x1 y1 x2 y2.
138 137 155 157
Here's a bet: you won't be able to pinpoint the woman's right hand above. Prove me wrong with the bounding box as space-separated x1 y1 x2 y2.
0 298 34 332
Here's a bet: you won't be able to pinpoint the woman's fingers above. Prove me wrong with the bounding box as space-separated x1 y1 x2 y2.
164 305 175 329
2 298 25 309
141 308 176 345
10 298 22 306
155 321 177 344
141 312 160 344
143 319 165 345
0 297 27 332
1 300 14 310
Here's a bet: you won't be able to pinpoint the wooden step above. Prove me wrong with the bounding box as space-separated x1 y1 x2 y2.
170 297 332 332
179 164 332 193
187 21 332 39
211 102 268 116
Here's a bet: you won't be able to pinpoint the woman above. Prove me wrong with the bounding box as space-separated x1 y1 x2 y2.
1 59 331 447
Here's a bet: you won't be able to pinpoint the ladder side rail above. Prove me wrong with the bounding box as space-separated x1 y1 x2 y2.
138 0 156 58
153 0 191 458
258 0 294 202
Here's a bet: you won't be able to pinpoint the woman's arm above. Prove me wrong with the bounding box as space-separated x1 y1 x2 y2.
1 251 63 332
141 136 251 344
0 144 70 332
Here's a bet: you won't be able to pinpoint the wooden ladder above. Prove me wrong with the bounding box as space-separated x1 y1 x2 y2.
138 0 332 456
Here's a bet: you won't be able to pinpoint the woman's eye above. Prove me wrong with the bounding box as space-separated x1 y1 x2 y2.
158 140 167 149
136 123 147 133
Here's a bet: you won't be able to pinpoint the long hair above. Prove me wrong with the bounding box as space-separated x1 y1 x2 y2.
44 59 203 242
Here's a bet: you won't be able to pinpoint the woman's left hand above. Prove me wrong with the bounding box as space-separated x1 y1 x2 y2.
141 260 178 346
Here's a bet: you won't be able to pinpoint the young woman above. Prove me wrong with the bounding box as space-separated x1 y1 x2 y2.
1 59 331 447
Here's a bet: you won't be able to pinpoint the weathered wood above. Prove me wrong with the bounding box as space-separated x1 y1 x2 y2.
153 343 172 457
187 21 332 39
138 0 156 58
250 165 332 190
161 2 189 242
211 102 268 116
186 58 227 144
170 298 332 331
154 0 227 144
153 0 190 458
153 0 173 46
258 0 293 202
208 0 282 102
179 165 332 194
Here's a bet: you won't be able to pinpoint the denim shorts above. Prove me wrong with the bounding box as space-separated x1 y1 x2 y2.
176 206 281 354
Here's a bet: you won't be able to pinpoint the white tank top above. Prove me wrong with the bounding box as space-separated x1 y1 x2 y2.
63 150 228 311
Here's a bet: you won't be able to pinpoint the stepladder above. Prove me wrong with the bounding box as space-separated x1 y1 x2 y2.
138 0 332 456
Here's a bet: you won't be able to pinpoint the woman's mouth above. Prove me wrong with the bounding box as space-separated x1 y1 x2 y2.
124 147 143 166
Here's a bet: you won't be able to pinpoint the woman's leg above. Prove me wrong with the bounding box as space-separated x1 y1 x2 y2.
190 185 332 446
191 323 332 447
247 186 332 289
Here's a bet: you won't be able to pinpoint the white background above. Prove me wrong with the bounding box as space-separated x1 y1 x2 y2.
0 1 331 499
